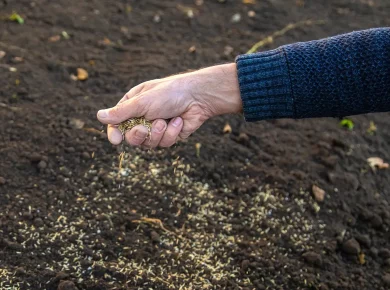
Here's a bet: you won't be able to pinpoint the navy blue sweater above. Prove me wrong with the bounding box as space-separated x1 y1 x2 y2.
236 28 390 121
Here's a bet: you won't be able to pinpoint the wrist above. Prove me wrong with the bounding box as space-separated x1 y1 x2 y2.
191 63 243 117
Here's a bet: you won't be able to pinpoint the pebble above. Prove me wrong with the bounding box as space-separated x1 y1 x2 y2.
58 280 78 290
38 160 47 169
379 248 390 259
34 217 44 227
15 267 26 276
150 231 160 243
355 234 371 248
370 214 383 228
231 13 241 23
82 152 90 159
55 271 69 282
241 259 250 272
302 251 323 266
342 238 361 255
383 274 390 286
0 176 5 185
312 185 325 202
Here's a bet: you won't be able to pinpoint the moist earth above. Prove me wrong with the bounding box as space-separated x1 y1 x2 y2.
1 0 390 289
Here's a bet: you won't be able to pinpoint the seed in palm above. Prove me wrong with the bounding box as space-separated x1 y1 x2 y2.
118 117 153 139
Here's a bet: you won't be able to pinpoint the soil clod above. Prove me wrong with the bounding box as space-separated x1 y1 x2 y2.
342 238 361 255
302 251 323 266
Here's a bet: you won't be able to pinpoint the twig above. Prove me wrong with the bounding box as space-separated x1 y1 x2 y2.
247 20 326 54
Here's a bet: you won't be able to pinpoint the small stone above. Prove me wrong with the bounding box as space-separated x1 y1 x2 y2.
238 132 250 144
383 274 390 286
65 147 76 153
69 118 85 129
34 217 44 227
0 176 6 185
312 185 325 202
38 160 47 169
370 247 378 257
355 234 371 248
302 251 323 266
55 271 69 282
379 248 390 259
231 13 241 23
248 10 256 17
342 238 361 255
15 267 26 276
81 152 90 159
370 214 383 228
241 259 250 272
58 280 78 290
150 231 160 243
153 14 161 23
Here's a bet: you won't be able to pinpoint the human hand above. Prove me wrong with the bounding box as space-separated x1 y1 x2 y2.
97 63 242 148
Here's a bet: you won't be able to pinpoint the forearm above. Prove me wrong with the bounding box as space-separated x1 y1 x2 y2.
236 28 390 121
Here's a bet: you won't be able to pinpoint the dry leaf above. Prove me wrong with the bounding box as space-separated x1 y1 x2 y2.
49 35 61 42
367 157 389 170
0 51 6 59
312 185 325 202
77 68 88 81
223 123 232 134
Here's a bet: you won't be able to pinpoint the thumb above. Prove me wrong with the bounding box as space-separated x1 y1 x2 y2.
97 97 146 125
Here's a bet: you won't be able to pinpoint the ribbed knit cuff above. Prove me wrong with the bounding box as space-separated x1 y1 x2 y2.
235 48 294 122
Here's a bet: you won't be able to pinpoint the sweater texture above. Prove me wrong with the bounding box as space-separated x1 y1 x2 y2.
236 28 390 121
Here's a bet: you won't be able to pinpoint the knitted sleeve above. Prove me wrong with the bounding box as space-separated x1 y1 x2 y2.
235 28 390 121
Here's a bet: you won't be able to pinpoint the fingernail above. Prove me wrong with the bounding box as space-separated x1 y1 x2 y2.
153 120 166 133
135 129 148 139
172 117 182 127
98 109 109 118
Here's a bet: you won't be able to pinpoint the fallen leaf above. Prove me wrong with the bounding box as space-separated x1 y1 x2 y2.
188 46 196 53
9 12 24 24
49 35 61 42
312 185 325 202
367 121 377 135
359 252 365 265
77 68 88 81
223 123 232 134
0 51 6 59
367 157 389 170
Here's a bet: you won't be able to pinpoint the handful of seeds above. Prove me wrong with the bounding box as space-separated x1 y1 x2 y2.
118 117 152 138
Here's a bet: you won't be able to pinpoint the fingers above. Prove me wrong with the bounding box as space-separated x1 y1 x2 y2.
107 125 123 145
124 125 149 146
159 117 183 147
142 119 167 148
107 118 184 148
97 97 147 125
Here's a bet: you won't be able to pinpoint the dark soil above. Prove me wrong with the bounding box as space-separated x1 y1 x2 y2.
1 0 390 289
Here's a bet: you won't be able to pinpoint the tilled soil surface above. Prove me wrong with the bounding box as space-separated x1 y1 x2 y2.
1 0 390 289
